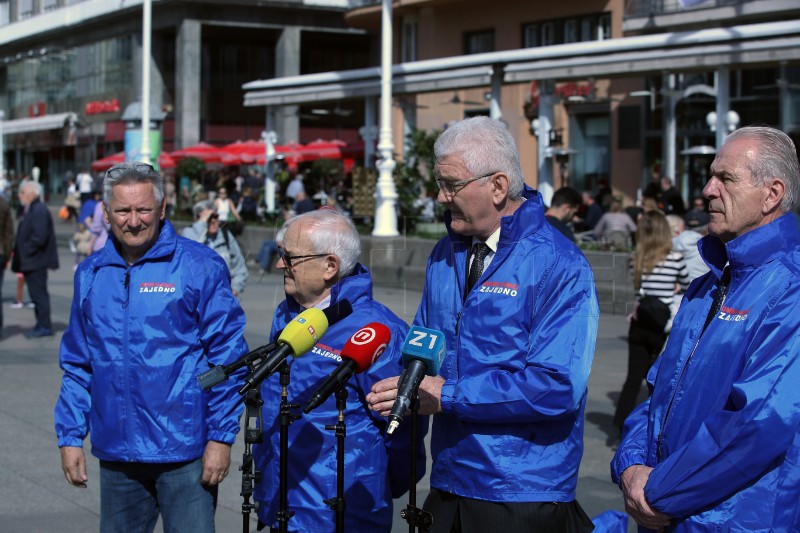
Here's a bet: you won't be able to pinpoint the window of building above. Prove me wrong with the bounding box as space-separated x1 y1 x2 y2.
464 29 494 55
523 12 611 48
564 19 578 44
522 24 537 48
18 0 33 19
401 17 417 62
43 0 59 12
541 23 555 46
0 0 9 26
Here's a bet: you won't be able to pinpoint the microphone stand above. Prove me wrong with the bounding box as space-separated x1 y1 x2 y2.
400 396 432 533
323 387 348 533
276 363 300 533
240 389 263 533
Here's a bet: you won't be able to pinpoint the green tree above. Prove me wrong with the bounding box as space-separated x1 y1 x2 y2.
175 156 206 184
394 127 440 232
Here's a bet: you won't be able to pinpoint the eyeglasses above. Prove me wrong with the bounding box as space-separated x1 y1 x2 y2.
436 172 497 198
277 248 329 268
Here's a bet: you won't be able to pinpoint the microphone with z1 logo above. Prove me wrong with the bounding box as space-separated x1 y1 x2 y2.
387 326 446 435
238 299 353 395
303 322 391 414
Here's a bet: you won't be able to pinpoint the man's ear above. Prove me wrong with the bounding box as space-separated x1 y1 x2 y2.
103 203 110 225
490 172 510 206
159 199 167 220
322 254 341 283
762 178 785 215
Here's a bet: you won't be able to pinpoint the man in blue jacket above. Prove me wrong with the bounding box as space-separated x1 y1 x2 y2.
368 116 599 532
55 161 248 533
252 208 426 532
611 126 800 531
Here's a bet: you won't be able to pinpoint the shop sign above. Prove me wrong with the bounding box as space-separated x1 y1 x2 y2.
85 98 121 115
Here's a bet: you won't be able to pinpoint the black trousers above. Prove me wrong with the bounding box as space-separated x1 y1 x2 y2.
613 321 666 430
25 268 52 330
424 488 594 533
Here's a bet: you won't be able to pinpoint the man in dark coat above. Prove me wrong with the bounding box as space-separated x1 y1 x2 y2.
12 181 59 337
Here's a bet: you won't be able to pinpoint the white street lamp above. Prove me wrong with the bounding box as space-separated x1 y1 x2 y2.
372 0 399 237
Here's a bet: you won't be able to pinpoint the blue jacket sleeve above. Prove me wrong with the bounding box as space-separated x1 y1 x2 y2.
439 255 599 424
195 256 249 444
54 269 94 447
644 295 800 518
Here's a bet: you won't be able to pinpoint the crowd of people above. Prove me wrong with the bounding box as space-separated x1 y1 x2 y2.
1 117 797 532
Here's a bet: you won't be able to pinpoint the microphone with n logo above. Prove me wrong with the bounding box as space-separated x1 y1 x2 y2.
303 322 392 414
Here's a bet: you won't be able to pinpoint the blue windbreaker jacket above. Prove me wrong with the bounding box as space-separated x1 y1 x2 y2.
54 221 248 462
415 186 599 502
611 213 800 532
253 264 427 533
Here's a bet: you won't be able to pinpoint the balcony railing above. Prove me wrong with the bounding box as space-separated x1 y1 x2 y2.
625 0 742 17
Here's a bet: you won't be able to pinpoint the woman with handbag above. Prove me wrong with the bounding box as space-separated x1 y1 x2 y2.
612 210 689 438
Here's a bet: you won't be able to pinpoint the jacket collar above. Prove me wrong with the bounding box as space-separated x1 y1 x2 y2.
699 212 800 281
98 219 177 267
444 185 544 247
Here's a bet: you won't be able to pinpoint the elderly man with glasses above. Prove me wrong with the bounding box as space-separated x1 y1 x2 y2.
251 208 427 533
54 161 249 532
368 116 599 532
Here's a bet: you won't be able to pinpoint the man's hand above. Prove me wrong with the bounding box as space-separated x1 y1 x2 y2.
620 465 671 530
367 375 445 416
60 446 88 488
201 441 231 486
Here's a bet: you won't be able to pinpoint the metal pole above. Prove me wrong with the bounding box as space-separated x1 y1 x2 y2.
140 0 152 165
372 0 399 237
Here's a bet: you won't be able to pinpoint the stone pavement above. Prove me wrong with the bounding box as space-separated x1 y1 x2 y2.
0 211 635 532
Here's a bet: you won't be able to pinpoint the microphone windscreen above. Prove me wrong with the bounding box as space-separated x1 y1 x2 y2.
341 322 392 373
323 299 353 327
401 327 446 376
277 308 328 356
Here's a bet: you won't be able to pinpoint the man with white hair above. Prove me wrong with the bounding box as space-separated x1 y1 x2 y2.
252 209 426 532
12 180 58 337
613 126 800 531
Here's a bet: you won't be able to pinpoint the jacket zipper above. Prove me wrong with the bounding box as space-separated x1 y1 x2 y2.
656 289 727 461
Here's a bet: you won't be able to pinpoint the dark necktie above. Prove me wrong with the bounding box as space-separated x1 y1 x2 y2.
701 266 731 334
466 242 490 297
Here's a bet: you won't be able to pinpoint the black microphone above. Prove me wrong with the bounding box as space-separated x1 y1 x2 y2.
198 341 277 391
238 299 353 395
303 322 391 414
387 326 445 434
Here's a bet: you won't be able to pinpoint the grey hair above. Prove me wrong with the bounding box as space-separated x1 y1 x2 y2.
103 161 165 207
725 126 799 213
20 180 41 198
434 116 525 199
284 209 361 277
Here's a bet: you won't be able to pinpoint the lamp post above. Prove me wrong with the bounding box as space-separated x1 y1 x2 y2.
372 0 399 237
140 0 152 165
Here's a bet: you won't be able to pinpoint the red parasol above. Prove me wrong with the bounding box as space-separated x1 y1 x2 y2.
91 152 176 172
170 142 225 163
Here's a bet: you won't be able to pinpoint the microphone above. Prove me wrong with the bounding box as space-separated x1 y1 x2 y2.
238 299 353 395
198 341 277 391
303 322 391 414
387 326 445 435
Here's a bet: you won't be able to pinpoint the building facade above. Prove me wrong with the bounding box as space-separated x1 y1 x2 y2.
245 0 800 205
0 0 371 194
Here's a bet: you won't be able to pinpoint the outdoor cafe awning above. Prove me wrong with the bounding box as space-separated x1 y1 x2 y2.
3 112 78 135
